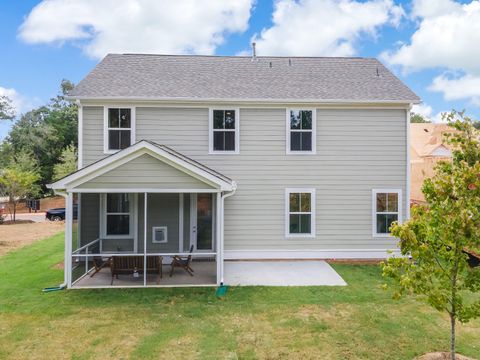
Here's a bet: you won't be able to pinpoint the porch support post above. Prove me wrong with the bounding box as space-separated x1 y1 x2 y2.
65 192 73 288
216 192 223 285
144 192 147 287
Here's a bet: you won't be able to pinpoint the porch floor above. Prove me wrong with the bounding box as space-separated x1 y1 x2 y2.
73 260 216 288
224 260 347 286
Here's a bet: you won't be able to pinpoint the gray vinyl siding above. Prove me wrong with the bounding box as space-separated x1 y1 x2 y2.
82 106 104 166
79 153 213 189
81 106 407 252
79 193 99 248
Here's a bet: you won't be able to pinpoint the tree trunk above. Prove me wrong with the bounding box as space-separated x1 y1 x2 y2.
450 312 456 360
450 253 459 360
13 201 16 222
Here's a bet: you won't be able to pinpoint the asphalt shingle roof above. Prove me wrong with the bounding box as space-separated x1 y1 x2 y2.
69 54 420 103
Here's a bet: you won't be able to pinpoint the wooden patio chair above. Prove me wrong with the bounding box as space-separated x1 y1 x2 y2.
170 245 194 277
90 256 111 277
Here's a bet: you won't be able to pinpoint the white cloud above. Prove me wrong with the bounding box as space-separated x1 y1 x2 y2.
411 102 446 123
411 0 461 18
429 73 480 106
383 1 480 74
0 87 23 115
411 103 433 118
0 86 42 117
382 0 480 106
251 0 404 57
19 0 254 59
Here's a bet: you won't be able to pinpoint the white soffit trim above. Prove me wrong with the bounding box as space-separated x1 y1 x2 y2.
48 140 234 191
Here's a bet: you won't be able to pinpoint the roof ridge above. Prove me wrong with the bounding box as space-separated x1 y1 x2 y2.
115 53 373 60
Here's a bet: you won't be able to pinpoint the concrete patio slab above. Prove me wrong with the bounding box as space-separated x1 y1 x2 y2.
224 260 347 286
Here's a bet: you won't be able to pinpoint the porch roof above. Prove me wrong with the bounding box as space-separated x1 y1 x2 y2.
48 140 236 192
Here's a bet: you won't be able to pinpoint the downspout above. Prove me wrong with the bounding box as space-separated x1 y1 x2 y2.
220 182 237 285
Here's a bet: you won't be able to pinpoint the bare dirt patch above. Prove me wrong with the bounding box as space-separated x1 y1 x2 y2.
0 222 64 256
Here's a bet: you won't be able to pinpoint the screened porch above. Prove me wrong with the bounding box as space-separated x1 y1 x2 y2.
67 191 222 288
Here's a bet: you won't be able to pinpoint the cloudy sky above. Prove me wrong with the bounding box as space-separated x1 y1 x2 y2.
1 0 479 139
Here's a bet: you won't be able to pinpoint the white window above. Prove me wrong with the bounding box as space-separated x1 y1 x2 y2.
209 108 239 153
101 193 133 238
152 226 168 243
285 188 316 237
286 109 316 154
372 189 402 237
104 107 135 153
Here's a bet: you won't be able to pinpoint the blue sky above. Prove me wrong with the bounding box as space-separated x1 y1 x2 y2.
1 0 479 140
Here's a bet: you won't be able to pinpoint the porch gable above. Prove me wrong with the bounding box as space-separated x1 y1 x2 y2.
48 140 235 192
78 153 212 190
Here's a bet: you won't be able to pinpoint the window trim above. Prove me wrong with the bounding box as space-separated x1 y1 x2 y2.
286 108 317 155
152 226 168 244
285 188 316 238
372 189 402 238
208 108 240 154
100 193 136 240
103 106 136 154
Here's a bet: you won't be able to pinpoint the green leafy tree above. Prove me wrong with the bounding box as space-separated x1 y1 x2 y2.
53 144 77 180
3 80 77 192
0 95 15 120
410 112 431 123
382 111 480 360
0 167 40 221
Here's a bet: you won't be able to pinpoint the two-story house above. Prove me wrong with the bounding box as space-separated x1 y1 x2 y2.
49 54 420 288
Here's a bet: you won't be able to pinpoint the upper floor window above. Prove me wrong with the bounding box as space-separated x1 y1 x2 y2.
285 188 316 237
286 109 316 154
372 189 402 237
104 107 135 153
209 109 239 154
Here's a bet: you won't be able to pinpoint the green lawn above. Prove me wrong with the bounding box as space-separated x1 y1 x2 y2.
0 233 479 360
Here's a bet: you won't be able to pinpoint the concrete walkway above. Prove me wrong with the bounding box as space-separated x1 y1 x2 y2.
224 260 347 286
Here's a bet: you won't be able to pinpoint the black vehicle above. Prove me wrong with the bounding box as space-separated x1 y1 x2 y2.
46 204 78 221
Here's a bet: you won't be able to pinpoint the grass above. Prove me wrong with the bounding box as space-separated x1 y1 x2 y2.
0 233 479 359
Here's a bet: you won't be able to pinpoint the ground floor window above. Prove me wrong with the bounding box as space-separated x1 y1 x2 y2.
285 188 315 237
100 193 133 239
372 189 402 236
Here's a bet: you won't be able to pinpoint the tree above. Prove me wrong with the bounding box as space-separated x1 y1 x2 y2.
2 80 77 192
382 111 480 360
410 112 431 123
0 95 15 120
0 167 40 221
53 144 77 180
